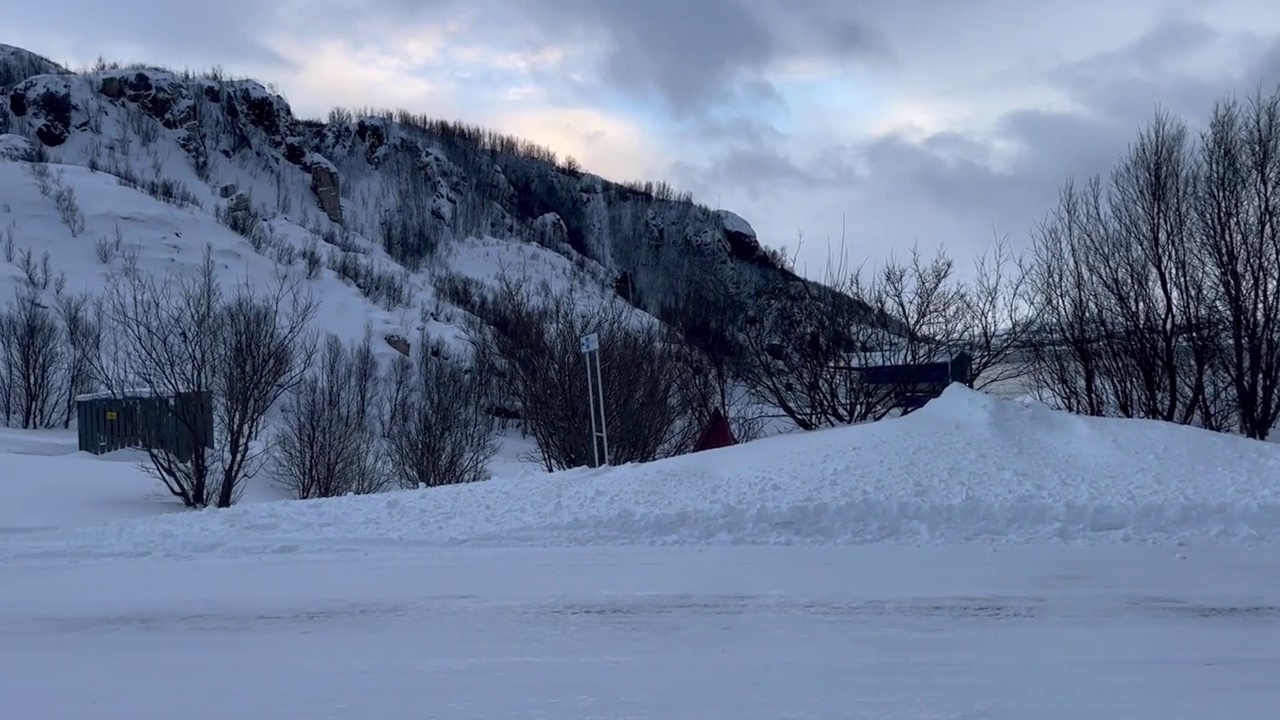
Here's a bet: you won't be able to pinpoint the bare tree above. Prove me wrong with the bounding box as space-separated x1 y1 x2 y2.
1097 109 1209 425
1026 179 1110 416
96 248 224 507
737 274 882 431
212 277 318 508
468 273 687 470
956 233 1039 391
1195 89 1280 439
385 334 497 488
97 244 318 508
54 291 101 428
0 286 64 429
738 243 972 430
657 259 765 449
1027 110 1224 427
273 333 389 499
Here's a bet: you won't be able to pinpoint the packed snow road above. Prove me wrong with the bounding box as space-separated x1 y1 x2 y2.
3 544 1279 719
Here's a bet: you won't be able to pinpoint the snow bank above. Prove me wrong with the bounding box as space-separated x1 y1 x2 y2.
4 386 1280 561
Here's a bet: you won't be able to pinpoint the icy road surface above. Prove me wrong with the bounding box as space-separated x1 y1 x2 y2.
3 544 1278 719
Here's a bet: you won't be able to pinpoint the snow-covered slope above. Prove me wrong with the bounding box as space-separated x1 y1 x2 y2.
4 385 1278 564
0 154 635 362
0 48 819 351
0 44 831 440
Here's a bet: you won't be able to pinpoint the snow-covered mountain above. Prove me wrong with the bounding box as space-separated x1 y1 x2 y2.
0 41 824 361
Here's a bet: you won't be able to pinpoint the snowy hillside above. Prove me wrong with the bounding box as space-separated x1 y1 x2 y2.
0 43 840 493
0 43 817 343
0 159 626 358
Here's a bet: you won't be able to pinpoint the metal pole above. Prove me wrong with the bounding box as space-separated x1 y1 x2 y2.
594 347 609 465
585 349 599 468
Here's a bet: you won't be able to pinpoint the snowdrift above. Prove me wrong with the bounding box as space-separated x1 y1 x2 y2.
4 386 1280 561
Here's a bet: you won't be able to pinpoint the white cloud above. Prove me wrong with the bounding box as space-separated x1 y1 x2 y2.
483 106 672 181
264 36 459 118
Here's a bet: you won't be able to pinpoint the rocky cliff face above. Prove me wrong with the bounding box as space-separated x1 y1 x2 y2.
1 46 854 348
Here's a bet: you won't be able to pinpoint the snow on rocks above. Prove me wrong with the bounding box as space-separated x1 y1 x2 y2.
4 385 1280 564
0 134 31 160
715 209 756 239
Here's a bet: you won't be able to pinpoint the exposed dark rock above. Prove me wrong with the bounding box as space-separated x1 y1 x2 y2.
308 156 343 225
100 76 122 98
10 79 75 146
35 121 68 146
242 92 280 136
385 334 410 357
283 139 305 165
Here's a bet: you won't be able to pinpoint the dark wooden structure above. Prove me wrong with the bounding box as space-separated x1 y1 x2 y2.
76 390 214 462
856 351 973 413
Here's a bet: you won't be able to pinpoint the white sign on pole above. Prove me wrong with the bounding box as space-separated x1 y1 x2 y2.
580 332 609 467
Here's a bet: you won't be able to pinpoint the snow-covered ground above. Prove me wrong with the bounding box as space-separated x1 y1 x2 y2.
5 544 1279 719
3 387 1280 718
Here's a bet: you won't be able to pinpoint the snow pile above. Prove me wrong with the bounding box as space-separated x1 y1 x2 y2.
4 385 1280 562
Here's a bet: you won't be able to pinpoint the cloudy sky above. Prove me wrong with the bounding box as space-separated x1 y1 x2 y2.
11 0 1280 279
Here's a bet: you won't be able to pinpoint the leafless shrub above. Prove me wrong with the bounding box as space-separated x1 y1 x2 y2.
94 225 124 264
125 104 162 146
28 160 52 196
14 247 46 290
0 286 64 429
326 250 412 309
384 335 497 488
2 222 14 263
51 178 87 237
301 238 323 279
272 240 298 267
54 292 101 428
467 273 687 471
273 331 390 499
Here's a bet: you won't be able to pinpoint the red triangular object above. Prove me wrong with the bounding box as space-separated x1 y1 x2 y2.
692 407 737 452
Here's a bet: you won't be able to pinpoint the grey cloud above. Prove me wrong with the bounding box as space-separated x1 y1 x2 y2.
453 0 890 121
1245 37 1280 90
692 16 1280 269
1045 19 1229 122
7 0 288 70
19 0 891 149
586 0 772 112
665 144 814 202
